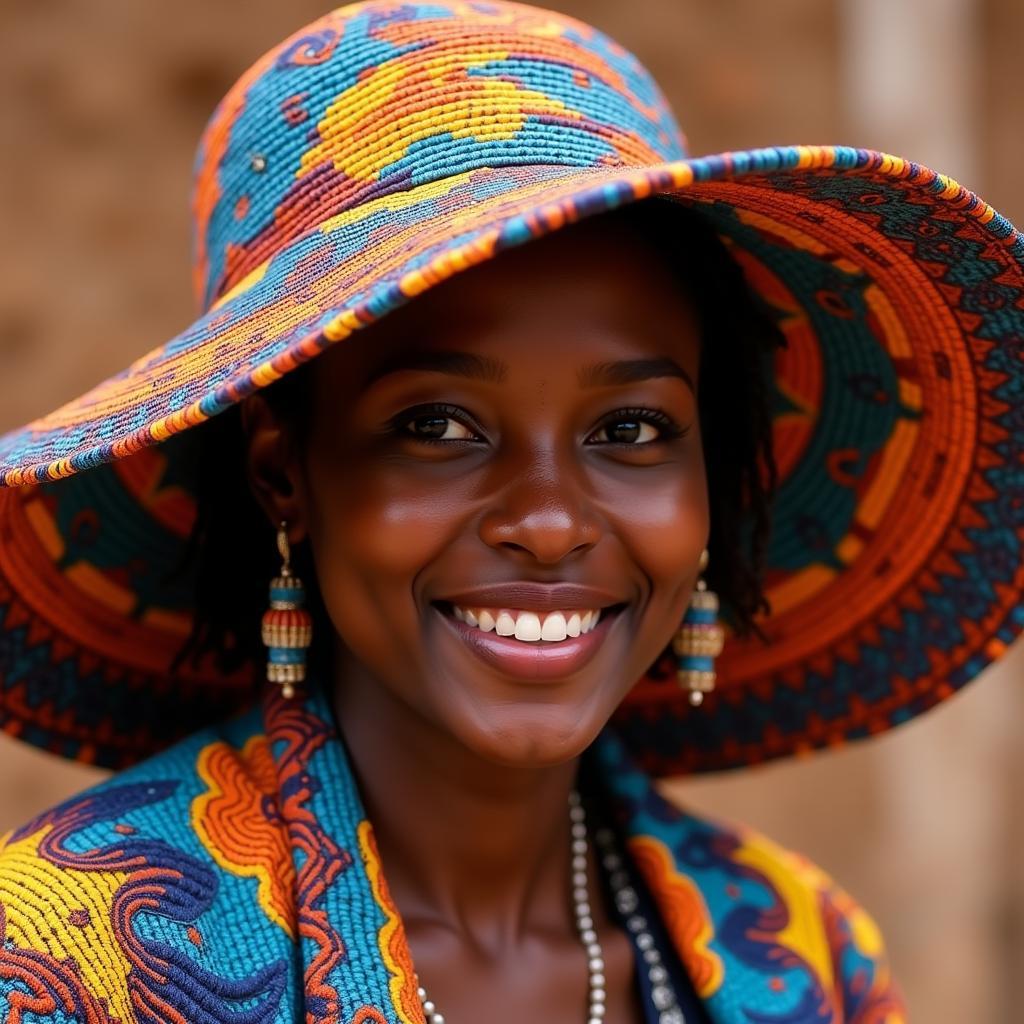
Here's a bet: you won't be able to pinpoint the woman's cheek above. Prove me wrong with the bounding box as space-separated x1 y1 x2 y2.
304 475 445 675
604 462 708 587
305 471 472 664
306 447 457 571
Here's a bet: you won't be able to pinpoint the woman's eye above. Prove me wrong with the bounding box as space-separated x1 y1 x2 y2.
404 414 477 441
591 418 663 445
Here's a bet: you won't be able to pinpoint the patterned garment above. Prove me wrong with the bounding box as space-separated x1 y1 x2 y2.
0 679 904 1023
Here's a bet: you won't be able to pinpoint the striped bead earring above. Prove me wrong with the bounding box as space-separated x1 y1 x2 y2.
261 521 313 699
673 548 725 706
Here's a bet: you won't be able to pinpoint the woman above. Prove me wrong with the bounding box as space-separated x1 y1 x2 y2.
1 2 1021 1021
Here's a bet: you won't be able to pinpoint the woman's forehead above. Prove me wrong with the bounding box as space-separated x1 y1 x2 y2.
316 212 701 388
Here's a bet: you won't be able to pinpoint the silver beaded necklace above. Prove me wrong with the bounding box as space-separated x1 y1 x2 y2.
415 789 609 1024
592 826 689 1024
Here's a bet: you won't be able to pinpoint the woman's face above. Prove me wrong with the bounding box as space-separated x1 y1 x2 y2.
253 212 707 768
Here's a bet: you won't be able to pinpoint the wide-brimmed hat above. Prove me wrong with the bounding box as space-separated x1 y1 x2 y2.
1 0 1022 773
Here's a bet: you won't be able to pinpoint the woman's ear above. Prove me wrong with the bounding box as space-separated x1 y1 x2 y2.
240 392 310 542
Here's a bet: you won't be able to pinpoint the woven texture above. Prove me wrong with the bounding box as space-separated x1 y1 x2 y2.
0 0 1022 772
0 679 905 1023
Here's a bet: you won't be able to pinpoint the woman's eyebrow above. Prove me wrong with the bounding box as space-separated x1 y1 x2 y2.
366 350 507 384
579 358 695 395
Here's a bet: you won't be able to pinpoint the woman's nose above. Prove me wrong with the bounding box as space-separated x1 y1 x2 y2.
477 454 601 565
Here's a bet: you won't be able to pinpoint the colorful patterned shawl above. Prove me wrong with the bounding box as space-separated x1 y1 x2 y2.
0 680 905 1023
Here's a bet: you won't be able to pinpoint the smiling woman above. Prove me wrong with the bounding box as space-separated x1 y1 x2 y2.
176 201 780 785
0 2 1022 1023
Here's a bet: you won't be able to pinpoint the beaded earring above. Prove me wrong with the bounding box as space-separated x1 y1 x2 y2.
673 548 725 706
261 522 313 699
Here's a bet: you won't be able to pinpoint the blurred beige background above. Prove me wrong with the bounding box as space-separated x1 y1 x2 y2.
0 1 1021 1020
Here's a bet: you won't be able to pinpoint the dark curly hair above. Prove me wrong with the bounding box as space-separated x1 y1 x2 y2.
171 197 785 681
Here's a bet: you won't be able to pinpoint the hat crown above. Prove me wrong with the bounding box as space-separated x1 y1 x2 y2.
189 0 688 311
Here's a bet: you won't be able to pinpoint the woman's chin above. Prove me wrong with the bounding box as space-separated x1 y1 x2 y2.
419 602 640 766
444 701 613 769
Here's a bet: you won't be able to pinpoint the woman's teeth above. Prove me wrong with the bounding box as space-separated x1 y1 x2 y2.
451 606 602 642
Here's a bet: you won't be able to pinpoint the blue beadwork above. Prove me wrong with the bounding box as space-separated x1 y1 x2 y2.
269 647 306 665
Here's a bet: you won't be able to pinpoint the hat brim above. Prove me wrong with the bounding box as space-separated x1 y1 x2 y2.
1 145 1023 772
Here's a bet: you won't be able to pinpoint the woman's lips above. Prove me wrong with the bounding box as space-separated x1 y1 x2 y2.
435 603 623 681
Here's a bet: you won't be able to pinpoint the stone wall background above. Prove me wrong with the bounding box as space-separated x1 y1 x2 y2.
0 1 1020 1019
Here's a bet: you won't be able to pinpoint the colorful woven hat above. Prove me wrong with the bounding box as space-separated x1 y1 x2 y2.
1 0 1022 773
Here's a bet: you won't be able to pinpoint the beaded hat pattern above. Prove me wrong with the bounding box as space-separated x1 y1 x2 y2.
0 0 1022 773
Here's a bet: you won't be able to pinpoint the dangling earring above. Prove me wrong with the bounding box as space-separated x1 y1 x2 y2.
261 521 313 699
673 548 724 706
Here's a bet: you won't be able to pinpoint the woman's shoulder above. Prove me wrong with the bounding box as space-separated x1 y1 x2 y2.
644 792 908 1022
1 701 268 846
0 704 298 1022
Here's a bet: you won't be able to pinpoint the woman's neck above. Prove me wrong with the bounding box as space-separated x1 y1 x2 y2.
330 665 580 945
